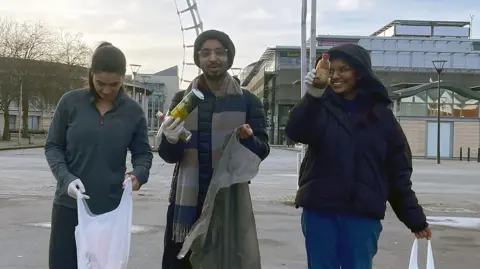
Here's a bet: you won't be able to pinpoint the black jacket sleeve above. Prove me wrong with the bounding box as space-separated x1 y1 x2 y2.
128 113 154 185
158 90 187 164
386 115 428 233
44 92 78 187
285 93 323 146
240 91 270 160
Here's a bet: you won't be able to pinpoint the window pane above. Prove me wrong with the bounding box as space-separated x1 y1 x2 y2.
399 103 427 116
454 101 479 118
414 92 427 103
400 96 414 103
428 103 453 117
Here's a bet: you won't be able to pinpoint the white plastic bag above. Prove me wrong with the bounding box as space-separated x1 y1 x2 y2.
408 239 435 269
75 179 133 269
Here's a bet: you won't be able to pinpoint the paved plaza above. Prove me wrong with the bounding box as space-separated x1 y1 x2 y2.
0 148 480 268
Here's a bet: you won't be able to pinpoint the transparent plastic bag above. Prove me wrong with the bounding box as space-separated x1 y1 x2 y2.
408 239 435 269
75 179 133 269
178 127 262 269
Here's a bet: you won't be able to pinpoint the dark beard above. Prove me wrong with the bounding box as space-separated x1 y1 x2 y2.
203 71 226 82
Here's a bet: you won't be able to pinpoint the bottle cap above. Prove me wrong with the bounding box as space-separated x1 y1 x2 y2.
156 111 166 120
322 53 330 59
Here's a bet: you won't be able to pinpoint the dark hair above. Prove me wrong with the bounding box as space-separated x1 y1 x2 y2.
88 42 127 91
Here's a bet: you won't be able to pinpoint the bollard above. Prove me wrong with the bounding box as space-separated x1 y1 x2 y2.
460 147 463 161
478 148 480 163
29 133 34 144
467 147 471 162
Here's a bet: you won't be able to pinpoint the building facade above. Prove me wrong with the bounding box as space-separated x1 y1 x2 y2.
0 58 88 136
239 20 480 159
131 66 180 132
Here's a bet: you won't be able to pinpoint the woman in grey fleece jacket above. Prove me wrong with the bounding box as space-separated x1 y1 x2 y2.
44 42 153 269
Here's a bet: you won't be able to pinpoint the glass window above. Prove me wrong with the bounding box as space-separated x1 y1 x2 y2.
414 92 427 103
427 89 440 104
440 90 453 104
428 103 438 116
399 103 427 116
428 101 453 117
27 116 39 131
453 95 479 118
9 115 16 130
400 96 414 103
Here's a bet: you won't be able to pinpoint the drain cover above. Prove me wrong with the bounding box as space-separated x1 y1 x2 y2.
423 207 475 213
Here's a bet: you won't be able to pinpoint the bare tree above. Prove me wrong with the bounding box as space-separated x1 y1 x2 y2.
43 30 91 105
0 19 90 140
0 18 55 139
51 30 91 67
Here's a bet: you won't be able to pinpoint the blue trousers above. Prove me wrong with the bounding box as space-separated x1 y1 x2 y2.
301 210 382 269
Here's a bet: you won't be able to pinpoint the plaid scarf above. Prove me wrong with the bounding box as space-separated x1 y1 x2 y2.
170 74 246 243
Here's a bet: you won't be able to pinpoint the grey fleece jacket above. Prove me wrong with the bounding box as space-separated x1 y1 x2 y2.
44 88 153 214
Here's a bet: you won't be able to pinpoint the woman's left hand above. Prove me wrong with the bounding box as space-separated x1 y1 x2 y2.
414 226 432 240
124 173 140 191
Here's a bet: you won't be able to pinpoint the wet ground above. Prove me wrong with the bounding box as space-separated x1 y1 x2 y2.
1 148 479 269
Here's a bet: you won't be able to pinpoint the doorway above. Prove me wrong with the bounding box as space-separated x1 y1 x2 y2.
426 121 453 158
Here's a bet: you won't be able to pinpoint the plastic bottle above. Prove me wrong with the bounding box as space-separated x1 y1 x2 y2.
315 53 331 88
156 111 193 142
169 88 204 122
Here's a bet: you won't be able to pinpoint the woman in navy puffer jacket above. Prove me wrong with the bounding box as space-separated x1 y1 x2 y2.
286 43 431 269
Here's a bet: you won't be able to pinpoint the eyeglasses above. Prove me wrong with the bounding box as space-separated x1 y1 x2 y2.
198 48 228 58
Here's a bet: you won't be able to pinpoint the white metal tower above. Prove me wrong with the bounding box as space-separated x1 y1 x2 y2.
174 0 204 88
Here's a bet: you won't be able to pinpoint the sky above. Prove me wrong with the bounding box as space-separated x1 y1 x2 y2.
1 0 479 88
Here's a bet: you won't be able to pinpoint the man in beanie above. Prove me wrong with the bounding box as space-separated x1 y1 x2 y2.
158 29 270 269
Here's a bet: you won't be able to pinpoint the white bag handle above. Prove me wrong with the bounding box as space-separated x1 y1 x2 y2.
408 239 435 269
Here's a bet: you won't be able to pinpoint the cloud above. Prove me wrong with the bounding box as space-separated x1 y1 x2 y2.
110 19 127 31
240 7 275 20
335 0 362 11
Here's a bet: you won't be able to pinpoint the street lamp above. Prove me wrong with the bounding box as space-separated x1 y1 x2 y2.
432 59 447 164
130 64 141 101
140 75 151 102
140 75 152 128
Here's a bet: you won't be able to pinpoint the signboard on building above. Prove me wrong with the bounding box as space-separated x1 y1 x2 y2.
276 49 327 69
277 50 326 58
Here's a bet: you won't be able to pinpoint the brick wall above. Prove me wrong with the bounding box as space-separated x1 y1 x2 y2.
398 119 426 157
453 121 480 159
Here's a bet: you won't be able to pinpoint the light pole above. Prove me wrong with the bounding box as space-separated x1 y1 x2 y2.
297 0 316 189
432 60 446 164
309 0 317 71
130 64 141 102
300 0 307 98
140 75 152 129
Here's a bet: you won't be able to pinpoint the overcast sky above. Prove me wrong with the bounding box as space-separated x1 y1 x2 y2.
2 0 479 87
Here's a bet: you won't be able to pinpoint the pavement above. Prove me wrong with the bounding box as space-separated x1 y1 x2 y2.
0 136 45 151
1 148 480 269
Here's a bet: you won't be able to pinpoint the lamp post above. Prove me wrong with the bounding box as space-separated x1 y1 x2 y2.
130 64 141 102
297 0 316 189
140 75 152 128
300 0 307 98
432 60 447 164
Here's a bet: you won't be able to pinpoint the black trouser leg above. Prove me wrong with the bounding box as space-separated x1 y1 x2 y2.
162 204 193 269
49 204 78 269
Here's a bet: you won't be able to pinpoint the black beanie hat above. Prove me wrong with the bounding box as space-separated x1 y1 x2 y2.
193 30 236 69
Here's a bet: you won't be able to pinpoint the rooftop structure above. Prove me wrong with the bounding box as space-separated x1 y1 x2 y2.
371 20 471 38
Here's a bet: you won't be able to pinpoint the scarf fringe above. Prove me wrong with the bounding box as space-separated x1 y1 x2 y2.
172 223 193 243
